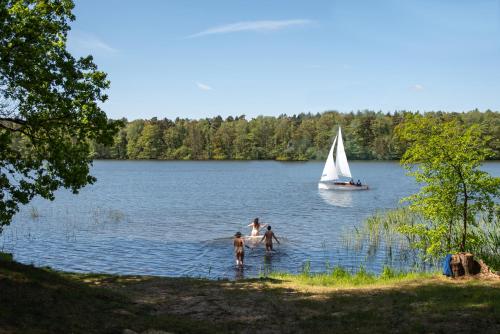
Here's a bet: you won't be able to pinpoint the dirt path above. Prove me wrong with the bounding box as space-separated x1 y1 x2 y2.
91 275 500 334
2 259 499 334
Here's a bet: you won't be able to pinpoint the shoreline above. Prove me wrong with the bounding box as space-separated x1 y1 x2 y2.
1 258 499 333
91 158 500 162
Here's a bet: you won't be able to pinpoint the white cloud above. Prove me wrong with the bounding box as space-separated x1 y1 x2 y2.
412 84 424 91
69 32 117 54
187 19 312 38
196 81 213 91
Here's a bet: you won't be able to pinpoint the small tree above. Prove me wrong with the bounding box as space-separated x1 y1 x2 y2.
0 0 119 229
396 115 500 256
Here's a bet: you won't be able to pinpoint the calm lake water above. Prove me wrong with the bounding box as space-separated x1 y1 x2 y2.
2 161 499 279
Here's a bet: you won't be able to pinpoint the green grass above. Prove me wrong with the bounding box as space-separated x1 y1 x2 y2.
268 266 438 287
0 252 13 262
1 258 499 333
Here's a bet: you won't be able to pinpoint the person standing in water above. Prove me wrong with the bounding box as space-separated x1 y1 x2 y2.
248 217 267 237
260 225 280 252
234 232 245 266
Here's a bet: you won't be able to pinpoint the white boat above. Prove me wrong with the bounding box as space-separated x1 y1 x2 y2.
318 127 368 190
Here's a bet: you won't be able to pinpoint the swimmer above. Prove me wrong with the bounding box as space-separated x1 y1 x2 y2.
234 231 245 266
260 225 280 252
248 217 268 237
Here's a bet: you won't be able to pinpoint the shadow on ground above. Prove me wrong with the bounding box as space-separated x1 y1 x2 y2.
1 259 499 333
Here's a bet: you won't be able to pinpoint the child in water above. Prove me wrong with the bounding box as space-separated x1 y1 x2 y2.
233 232 245 266
260 225 280 252
248 217 267 236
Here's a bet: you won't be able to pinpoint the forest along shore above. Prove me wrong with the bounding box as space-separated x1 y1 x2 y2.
88 110 500 161
1 258 499 334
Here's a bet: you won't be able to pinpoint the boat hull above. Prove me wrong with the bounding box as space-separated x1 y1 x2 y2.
318 181 369 190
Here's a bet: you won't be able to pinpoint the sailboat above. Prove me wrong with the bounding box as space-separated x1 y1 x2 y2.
318 127 368 190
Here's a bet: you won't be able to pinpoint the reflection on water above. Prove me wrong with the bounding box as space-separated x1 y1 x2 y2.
318 189 353 207
2 161 498 279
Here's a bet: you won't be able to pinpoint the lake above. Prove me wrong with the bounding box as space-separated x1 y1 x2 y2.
2 161 499 279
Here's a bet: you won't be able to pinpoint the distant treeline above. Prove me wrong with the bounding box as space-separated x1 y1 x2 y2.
91 110 500 161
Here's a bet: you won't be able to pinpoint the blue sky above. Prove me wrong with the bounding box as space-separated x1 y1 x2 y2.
67 0 500 120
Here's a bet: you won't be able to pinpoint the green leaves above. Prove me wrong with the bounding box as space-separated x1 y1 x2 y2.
396 115 500 254
0 0 118 227
90 110 500 162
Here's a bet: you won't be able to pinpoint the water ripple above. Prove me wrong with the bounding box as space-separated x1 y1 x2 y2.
2 161 498 279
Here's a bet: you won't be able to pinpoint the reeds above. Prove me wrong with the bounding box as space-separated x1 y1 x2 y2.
342 206 500 272
470 212 500 271
340 207 428 270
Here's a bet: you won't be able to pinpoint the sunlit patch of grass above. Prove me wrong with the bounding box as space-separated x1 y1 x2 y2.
267 266 438 287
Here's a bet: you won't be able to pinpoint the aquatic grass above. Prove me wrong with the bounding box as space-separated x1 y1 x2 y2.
90 207 126 224
0 251 13 262
341 207 440 270
320 240 332 271
471 213 500 271
341 206 500 273
29 206 40 219
267 265 438 287
301 260 311 277
107 209 126 222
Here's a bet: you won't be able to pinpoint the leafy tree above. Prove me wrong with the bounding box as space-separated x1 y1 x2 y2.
396 115 500 255
314 112 337 159
0 0 119 228
273 117 293 160
249 116 275 159
136 120 164 159
233 118 251 159
125 120 144 159
184 120 206 159
163 119 186 159
212 121 235 159
110 120 128 159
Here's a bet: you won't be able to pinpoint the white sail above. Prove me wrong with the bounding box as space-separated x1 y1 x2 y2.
320 135 338 181
335 127 352 178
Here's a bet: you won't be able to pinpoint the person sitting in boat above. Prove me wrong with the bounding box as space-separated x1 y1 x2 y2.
248 217 267 236
356 179 362 186
349 178 355 185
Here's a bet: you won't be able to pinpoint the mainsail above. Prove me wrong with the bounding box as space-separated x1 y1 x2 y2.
318 126 368 190
320 135 338 181
335 127 352 178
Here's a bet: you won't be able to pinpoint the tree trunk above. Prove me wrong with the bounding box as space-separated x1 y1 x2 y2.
450 253 482 277
450 254 464 277
447 218 452 251
459 253 474 275
461 183 468 252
